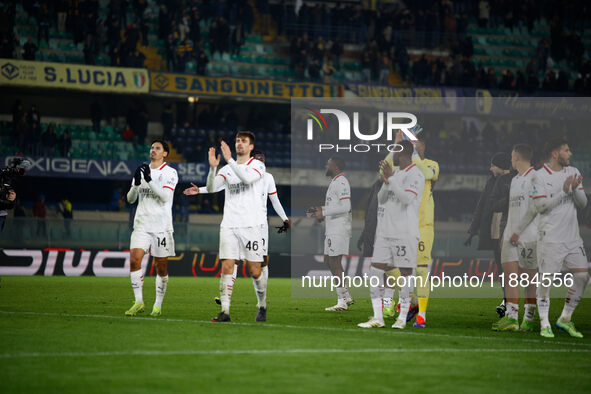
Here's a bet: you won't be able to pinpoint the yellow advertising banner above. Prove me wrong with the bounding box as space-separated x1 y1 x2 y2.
150 72 336 100
0 58 149 93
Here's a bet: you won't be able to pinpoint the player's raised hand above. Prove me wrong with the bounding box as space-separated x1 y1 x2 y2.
572 175 583 190
183 183 200 195
563 175 574 193
395 130 404 144
208 147 221 168
133 165 143 186
380 160 394 179
140 163 152 183
220 140 232 162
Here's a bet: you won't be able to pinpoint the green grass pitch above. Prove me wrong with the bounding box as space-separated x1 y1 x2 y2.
1 276 590 393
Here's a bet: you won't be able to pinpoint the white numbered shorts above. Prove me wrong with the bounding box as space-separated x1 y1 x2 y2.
371 237 418 269
537 240 588 274
324 234 350 257
130 230 175 258
220 226 264 262
261 223 269 256
501 240 538 270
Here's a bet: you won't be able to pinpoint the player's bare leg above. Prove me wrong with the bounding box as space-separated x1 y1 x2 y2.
392 267 415 329
358 262 387 328
125 248 146 316
493 261 519 331
213 259 236 322
151 257 168 317
246 260 267 321
520 268 537 331
325 255 353 311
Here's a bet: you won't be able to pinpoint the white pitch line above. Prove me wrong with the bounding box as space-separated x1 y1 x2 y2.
1 348 589 359
1 310 590 348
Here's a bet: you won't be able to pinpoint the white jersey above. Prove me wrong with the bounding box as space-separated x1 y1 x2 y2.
215 157 266 228
376 163 425 241
531 164 584 244
132 162 178 233
261 172 276 220
504 167 538 243
323 173 352 237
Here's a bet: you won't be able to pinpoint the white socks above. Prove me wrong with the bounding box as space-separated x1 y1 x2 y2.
252 269 268 309
369 266 385 321
130 270 144 303
398 279 414 322
524 303 536 322
537 285 551 328
220 274 234 314
154 275 168 308
507 302 519 320
383 287 395 308
559 272 589 323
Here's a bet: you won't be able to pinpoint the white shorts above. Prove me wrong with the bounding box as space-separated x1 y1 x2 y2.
324 234 350 257
130 230 175 258
371 237 418 268
537 240 588 274
219 226 264 262
501 241 538 270
261 223 269 256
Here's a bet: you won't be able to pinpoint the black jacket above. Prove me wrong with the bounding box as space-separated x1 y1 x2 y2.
358 179 383 257
491 171 517 239
467 175 498 250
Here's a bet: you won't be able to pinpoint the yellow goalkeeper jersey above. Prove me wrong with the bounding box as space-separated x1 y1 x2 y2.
382 154 439 227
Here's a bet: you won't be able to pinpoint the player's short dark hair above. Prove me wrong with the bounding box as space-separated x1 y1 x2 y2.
399 140 414 158
152 139 169 153
513 143 533 162
329 156 346 171
252 150 264 158
544 136 568 158
236 131 255 145
416 132 426 143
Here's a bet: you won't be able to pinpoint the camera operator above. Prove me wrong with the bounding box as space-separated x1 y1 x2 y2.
0 186 16 232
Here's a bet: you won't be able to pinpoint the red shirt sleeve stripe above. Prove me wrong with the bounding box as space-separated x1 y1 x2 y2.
218 174 226 180
405 189 418 195
339 196 350 200
532 195 546 199
253 169 262 176
163 186 174 191
268 191 277 195
247 158 254 165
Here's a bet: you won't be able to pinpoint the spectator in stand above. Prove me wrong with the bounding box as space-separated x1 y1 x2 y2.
42 124 57 156
158 5 171 40
37 3 50 45
56 0 68 32
59 128 72 157
59 197 73 236
122 124 135 142
308 59 321 81
231 22 245 55
330 38 343 70
196 45 209 75
322 59 336 83
165 33 178 71
478 0 490 28
131 49 145 67
0 35 17 58
190 7 201 45
22 39 38 60
176 39 193 72
378 54 390 85
33 194 47 237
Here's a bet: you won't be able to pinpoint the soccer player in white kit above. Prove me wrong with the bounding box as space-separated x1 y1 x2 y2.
358 140 425 329
195 150 290 319
530 137 588 338
307 157 354 311
125 140 178 317
495 144 538 332
184 132 267 322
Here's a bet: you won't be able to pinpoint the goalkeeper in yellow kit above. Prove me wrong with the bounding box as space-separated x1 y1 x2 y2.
382 130 439 328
